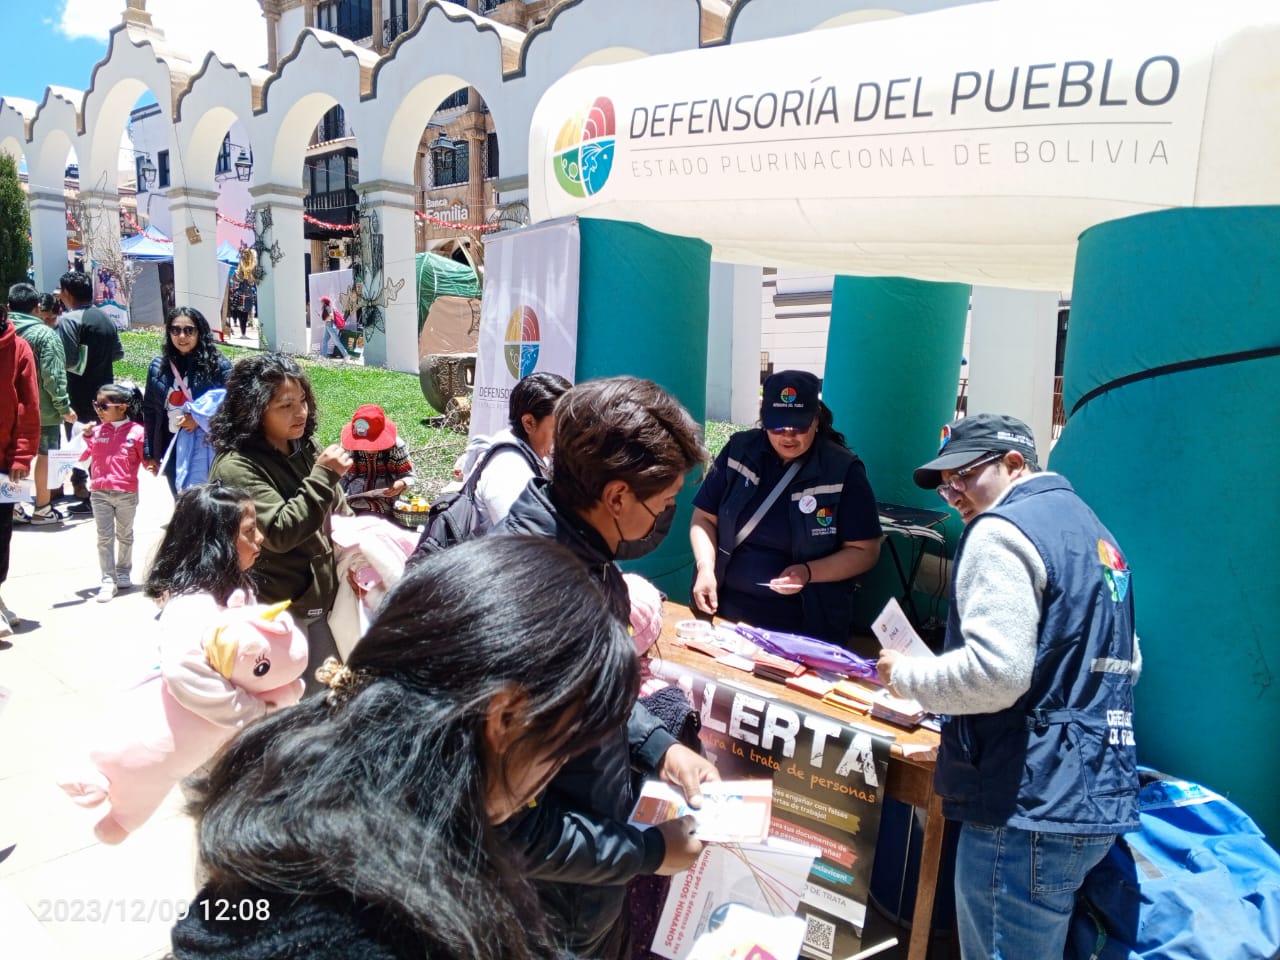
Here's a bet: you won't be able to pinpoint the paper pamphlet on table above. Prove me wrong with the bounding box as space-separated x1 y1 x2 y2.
0 475 34 504
651 837 820 960
871 598 935 659
684 904 807 960
630 780 773 843
822 681 927 729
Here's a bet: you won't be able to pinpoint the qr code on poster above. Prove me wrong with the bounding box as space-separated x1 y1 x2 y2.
803 913 836 958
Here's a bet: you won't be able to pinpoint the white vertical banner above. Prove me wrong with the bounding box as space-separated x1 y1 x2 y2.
307 268 355 354
470 218 580 439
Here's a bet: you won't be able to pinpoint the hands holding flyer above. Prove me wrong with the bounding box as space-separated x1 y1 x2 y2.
630 779 774 844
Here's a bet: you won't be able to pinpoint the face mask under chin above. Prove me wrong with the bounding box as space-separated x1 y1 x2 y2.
613 501 676 561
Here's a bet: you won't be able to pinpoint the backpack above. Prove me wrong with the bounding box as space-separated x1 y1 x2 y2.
412 441 542 556
332 309 346 330
1066 769 1280 960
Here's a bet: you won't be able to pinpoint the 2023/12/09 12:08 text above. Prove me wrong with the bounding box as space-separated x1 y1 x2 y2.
35 897 271 923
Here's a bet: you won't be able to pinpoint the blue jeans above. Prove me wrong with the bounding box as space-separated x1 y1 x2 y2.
320 323 349 359
955 822 1114 960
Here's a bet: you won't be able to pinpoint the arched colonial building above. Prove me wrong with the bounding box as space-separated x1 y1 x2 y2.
0 0 974 372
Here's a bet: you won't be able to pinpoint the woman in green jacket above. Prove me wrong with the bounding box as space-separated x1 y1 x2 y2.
208 353 351 692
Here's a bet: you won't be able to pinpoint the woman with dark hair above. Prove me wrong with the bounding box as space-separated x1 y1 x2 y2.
170 535 646 960
145 482 260 607
208 353 351 692
690 370 882 645
461 371 572 534
144 481 269 727
142 306 232 493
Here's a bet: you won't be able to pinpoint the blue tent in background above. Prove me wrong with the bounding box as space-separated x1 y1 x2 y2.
216 241 241 266
120 225 174 261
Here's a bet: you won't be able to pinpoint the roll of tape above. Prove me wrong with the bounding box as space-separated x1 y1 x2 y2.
675 619 713 641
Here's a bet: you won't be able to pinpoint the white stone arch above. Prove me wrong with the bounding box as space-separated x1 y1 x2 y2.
25 91 83 290
0 99 34 166
79 26 191 189
168 54 268 332
723 0 977 44
256 31 373 187
174 53 264 193
27 89 82 190
364 3 509 184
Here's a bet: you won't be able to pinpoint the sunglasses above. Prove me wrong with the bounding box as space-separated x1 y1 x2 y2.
936 453 1005 503
92 401 125 411
169 325 198 336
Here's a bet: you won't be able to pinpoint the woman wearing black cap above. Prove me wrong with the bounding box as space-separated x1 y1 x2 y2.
689 370 881 645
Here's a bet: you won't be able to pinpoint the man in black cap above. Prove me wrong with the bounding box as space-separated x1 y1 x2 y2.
876 412 1141 960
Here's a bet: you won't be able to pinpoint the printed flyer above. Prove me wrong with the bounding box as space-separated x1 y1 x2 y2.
648 662 891 960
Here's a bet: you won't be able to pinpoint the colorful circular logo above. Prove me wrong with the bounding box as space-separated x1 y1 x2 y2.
939 424 952 449
816 507 833 527
554 97 616 198
504 306 541 380
1097 538 1131 602
780 386 798 404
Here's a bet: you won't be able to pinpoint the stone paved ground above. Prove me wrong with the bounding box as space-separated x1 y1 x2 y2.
1 469 193 960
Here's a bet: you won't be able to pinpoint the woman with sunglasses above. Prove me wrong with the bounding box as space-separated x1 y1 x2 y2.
142 307 232 494
690 370 882 645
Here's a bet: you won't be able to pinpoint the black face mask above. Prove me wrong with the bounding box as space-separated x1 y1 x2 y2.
614 500 676 561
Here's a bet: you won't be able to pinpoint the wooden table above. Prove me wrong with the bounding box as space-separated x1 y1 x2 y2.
656 603 946 960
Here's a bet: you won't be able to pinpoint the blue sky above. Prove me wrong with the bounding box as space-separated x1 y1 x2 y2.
0 9 107 106
0 1 266 108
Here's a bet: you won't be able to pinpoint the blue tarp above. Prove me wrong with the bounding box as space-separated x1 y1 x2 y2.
216 241 241 266
121 225 174 261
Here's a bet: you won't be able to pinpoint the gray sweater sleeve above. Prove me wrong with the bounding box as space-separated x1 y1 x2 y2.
889 517 1046 716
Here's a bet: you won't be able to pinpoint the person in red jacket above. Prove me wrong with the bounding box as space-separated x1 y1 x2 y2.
0 301 43 636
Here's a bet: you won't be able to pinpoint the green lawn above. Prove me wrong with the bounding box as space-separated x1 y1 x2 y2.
116 331 745 496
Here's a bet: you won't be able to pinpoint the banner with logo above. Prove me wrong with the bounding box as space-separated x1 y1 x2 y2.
470 219 580 439
648 659 891 960
527 1 1276 289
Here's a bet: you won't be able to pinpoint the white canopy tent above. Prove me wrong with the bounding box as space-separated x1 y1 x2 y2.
529 0 1280 290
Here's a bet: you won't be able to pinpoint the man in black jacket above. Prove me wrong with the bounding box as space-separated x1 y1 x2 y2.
56 271 123 512
499 376 717 960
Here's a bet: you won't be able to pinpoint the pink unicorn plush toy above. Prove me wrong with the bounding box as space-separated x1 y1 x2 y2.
59 597 309 844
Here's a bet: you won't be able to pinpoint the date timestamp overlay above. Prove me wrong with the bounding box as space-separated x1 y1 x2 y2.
36 898 271 924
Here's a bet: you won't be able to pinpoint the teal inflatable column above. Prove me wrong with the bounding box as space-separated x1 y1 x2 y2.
822 277 971 626
575 218 712 597
1052 206 1280 839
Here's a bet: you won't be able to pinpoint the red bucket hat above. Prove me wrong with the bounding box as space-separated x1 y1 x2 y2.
341 404 397 452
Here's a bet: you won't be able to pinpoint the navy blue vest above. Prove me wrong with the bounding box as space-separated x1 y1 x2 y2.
935 474 1140 834
713 430 861 642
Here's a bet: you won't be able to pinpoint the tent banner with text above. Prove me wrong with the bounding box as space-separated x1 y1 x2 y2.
648 660 891 960
470 219 579 439
526 1 1280 287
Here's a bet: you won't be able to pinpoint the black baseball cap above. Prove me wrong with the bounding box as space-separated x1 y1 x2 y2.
912 413 1039 489
761 370 820 431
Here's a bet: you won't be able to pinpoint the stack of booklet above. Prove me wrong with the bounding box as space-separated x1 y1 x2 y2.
823 681 928 729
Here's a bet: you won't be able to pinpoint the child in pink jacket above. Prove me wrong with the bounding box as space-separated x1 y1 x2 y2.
80 381 145 603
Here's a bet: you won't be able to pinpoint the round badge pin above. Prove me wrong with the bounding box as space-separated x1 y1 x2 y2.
799 495 817 514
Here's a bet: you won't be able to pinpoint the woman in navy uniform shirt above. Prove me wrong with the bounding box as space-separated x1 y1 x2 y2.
690 371 881 644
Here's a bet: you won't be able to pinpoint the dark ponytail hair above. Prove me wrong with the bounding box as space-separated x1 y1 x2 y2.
815 400 849 450
187 535 639 960
97 380 144 423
